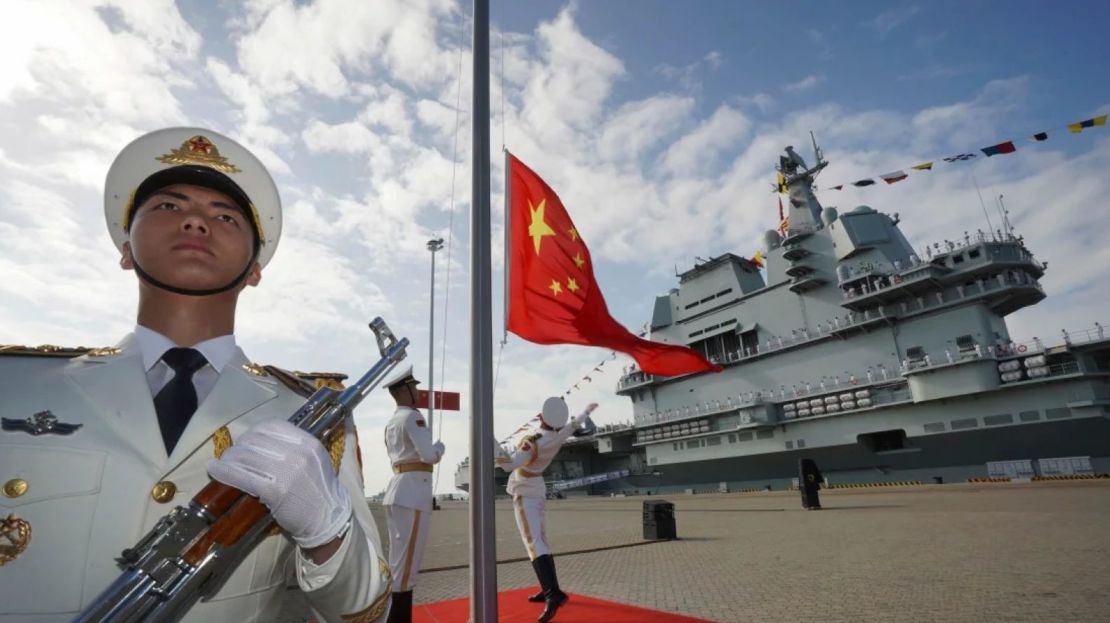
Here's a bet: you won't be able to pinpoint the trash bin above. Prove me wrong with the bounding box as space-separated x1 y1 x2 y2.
642 499 676 540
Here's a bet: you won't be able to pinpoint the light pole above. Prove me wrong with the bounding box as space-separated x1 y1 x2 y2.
426 238 444 436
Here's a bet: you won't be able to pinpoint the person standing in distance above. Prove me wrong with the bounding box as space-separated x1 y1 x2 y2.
382 365 445 623
0 128 390 622
496 397 597 623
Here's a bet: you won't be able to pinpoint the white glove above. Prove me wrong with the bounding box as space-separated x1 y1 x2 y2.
574 402 599 426
433 440 445 458
208 419 352 549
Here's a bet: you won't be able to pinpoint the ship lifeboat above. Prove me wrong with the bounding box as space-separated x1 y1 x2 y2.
854 389 871 399
824 395 839 405
840 400 857 410
856 397 873 407
827 403 841 413
1000 371 1025 383
1022 354 1047 368
997 360 1022 373
812 405 826 415
1026 366 1049 378
797 408 811 417
809 398 824 408
782 402 796 412
839 392 855 402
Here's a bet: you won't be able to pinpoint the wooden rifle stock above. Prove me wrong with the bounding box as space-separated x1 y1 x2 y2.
183 482 273 567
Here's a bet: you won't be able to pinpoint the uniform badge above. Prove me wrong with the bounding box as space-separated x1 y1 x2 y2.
156 135 242 174
0 514 32 566
415 419 426 427
1 410 82 436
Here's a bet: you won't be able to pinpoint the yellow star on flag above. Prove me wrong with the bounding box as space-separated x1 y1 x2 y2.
567 277 580 293
528 199 556 255
573 252 585 269
548 279 563 296
567 227 579 241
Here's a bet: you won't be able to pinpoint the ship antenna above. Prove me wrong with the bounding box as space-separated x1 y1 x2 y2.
971 172 996 239
998 194 1014 237
810 130 824 166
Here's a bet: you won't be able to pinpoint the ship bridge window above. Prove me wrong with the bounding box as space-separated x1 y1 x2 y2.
691 331 742 362
906 346 925 362
953 254 965 264
857 429 907 452
716 288 733 297
969 249 981 259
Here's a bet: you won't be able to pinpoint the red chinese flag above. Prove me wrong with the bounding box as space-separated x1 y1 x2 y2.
506 153 721 377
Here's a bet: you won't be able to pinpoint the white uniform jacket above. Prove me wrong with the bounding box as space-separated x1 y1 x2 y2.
0 335 390 623
382 407 442 513
495 410 589 499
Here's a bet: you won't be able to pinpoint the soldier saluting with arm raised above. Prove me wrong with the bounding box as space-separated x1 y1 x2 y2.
0 128 390 622
496 397 597 623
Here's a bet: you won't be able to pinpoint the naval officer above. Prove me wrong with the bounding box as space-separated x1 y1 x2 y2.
381 365 445 623
496 397 596 623
0 128 390 622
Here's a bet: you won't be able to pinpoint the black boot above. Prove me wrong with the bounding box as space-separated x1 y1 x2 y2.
527 557 546 602
535 555 568 623
386 590 412 623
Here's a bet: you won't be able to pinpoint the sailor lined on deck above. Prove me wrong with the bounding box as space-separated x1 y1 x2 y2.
0 128 389 623
382 364 445 623
496 398 597 623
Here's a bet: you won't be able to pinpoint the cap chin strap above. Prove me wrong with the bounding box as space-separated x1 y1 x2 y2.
131 254 255 297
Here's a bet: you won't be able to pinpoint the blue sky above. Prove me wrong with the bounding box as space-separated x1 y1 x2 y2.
2 1 1108 495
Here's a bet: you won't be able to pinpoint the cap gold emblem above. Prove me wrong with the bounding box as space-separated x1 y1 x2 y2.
151 481 177 504
3 479 28 498
155 135 242 174
0 514 31 566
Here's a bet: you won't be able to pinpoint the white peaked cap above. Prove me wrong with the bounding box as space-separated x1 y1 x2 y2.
384 364 420 390
104 127 283 267
540 396 568 428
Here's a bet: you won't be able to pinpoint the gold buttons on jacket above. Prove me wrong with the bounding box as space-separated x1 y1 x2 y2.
151 481 177 503
3 479 28 498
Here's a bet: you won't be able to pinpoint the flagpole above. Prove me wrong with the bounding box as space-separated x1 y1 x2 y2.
469 0 498 621
503 149 510 344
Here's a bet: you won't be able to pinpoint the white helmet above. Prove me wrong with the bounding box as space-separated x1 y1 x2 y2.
540 397 568 428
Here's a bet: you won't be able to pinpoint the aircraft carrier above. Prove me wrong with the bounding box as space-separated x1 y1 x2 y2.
457 144 1110 495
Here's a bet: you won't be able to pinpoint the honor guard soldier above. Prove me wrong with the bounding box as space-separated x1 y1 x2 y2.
496 398 597 623
0 128 391 622
382 365 445 623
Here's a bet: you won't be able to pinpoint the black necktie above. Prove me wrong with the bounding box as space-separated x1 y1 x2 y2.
154 347 208 454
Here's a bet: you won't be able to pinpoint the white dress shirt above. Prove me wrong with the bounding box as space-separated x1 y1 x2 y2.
134 324 237 402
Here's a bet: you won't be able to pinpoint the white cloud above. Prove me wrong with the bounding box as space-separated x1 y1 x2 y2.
867 5 921 36
234 0 457 98
783 74 825 93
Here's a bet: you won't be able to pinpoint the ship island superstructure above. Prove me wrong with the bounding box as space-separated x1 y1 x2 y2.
457 145 1110 495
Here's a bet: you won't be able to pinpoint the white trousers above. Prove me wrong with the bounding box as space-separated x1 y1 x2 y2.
385 505 431 592
512 495 550 560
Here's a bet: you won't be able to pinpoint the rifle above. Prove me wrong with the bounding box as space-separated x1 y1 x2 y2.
74 317 408 623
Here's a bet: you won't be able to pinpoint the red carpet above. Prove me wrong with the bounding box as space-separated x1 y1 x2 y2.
414 587 715 623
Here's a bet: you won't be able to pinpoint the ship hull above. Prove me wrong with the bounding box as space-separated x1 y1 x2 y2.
589 415 1110 494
